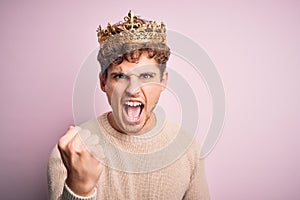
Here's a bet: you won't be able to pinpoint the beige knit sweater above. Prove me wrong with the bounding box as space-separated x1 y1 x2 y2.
47 112 210 200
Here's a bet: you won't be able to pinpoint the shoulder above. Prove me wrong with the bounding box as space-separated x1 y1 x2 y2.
164 119 202 156
159 119 202 168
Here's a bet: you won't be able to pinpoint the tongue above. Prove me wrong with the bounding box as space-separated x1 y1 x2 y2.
127 106 141 119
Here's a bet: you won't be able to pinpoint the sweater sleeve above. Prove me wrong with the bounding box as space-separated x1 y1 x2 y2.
61 183 96 200
183 157 210 200
47 145 97 200
182 135 211 200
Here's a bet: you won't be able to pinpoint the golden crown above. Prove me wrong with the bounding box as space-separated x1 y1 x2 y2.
96 10 167 48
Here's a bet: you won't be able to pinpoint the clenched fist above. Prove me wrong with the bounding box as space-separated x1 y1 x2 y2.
57 126 103 196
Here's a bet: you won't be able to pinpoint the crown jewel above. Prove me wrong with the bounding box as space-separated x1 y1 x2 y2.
97 10 167 48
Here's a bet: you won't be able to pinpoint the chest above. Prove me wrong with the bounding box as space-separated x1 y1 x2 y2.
97 158 192 200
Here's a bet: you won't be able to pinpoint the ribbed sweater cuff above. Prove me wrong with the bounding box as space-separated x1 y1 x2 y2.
61 183 97 200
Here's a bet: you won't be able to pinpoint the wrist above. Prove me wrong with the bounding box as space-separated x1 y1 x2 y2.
66 177 96 196
63 182 97 200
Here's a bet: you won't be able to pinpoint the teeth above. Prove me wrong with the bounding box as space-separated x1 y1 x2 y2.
125 101 142 107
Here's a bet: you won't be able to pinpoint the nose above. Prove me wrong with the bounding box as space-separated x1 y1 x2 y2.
125 75 141 96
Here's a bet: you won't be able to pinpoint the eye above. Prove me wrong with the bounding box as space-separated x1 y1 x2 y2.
113 73 129 80
140 73 153 79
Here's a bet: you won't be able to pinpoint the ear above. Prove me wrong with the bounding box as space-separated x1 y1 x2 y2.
160 71 168 91
99 73 106 92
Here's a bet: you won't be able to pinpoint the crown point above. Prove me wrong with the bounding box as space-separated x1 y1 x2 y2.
151 21 157 28
96 25 101 32
128 10 133 17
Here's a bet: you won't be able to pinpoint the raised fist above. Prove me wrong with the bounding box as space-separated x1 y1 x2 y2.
57 126 103 196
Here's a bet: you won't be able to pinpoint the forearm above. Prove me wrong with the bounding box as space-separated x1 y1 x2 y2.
48 145 67 200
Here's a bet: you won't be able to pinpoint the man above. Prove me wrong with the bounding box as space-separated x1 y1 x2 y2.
48 10 210 200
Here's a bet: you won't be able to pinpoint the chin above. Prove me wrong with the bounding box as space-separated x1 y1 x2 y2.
120 116 147 135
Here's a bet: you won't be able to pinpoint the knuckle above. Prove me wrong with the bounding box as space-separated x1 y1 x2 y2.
66 142 75 152
58 138 67 149
58 127 75 149
66 126 75 132
67 141 84 154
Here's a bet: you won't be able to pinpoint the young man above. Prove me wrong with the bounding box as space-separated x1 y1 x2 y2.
48 11 210 200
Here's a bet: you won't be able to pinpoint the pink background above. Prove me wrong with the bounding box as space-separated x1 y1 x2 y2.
1 0 300 199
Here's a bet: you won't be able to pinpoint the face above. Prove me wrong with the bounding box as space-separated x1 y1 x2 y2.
100 53 168 135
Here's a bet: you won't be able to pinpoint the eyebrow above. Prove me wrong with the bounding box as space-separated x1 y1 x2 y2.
110 72 123 76
110 72 157 77
140 72 156 75
109 70 125 77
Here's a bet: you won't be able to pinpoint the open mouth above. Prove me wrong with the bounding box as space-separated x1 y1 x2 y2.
123 101 144 123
